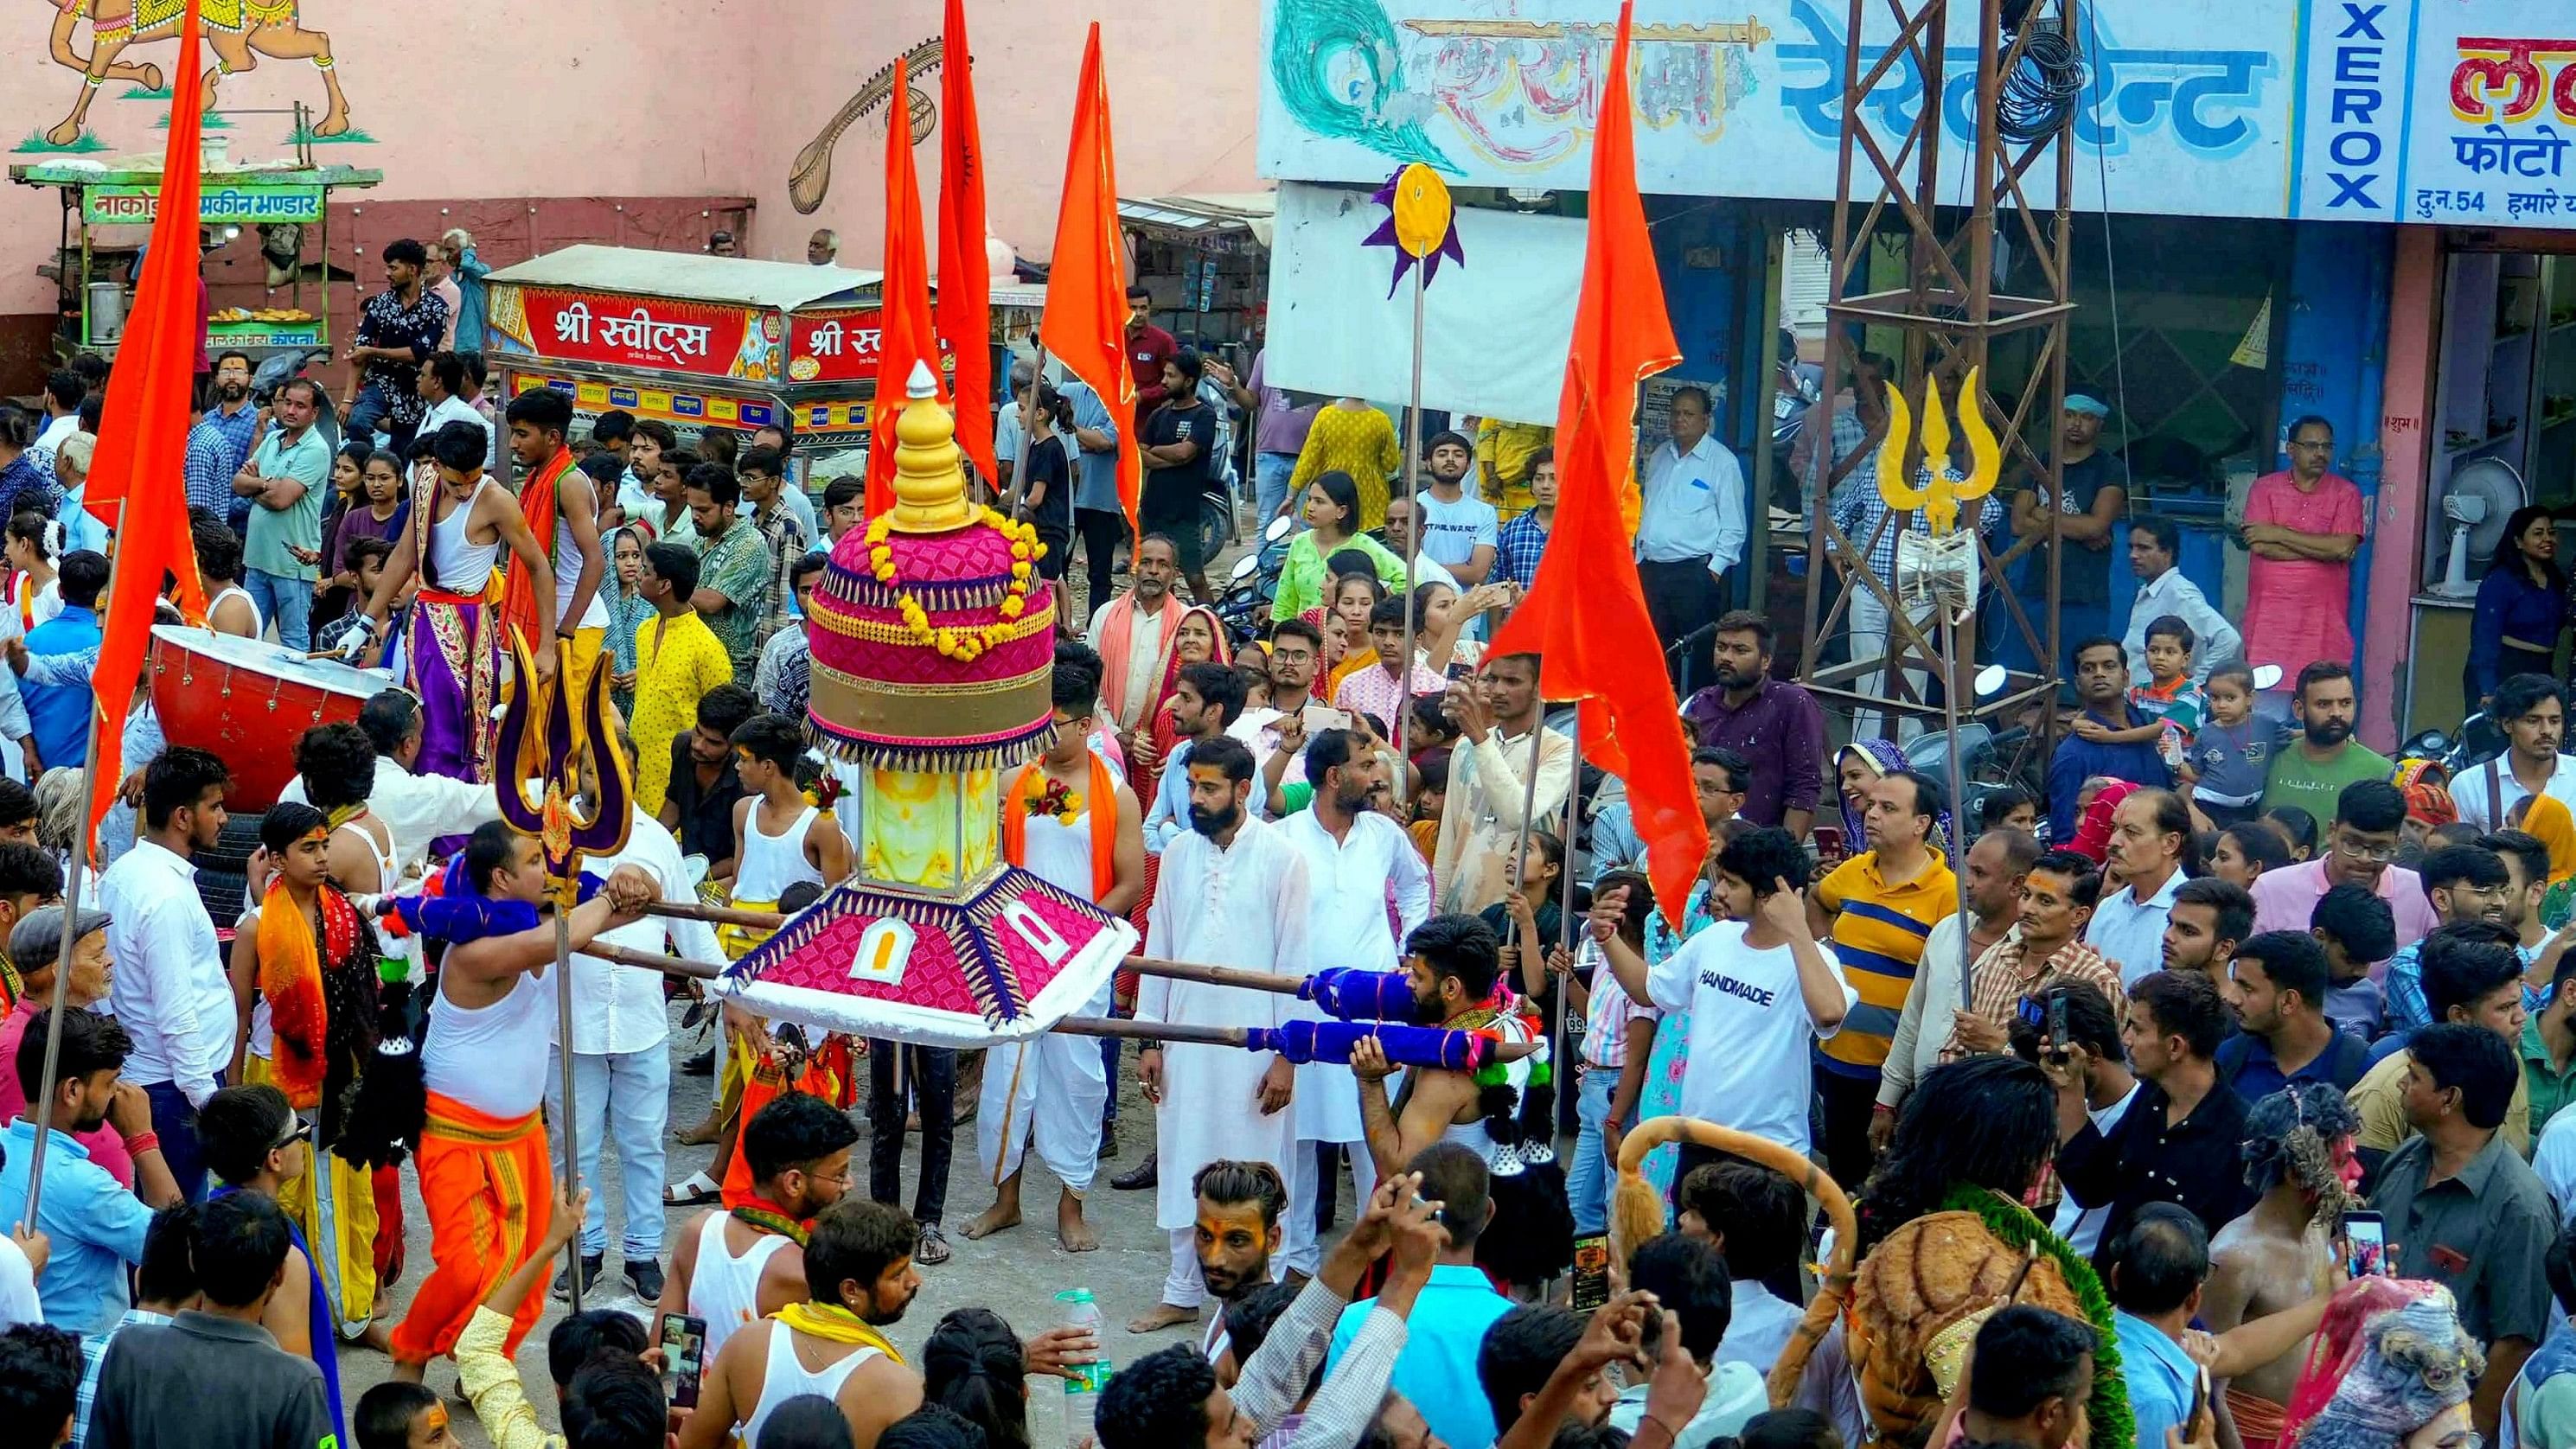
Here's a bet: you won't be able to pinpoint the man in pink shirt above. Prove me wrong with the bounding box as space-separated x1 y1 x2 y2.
2248 777 2437 974
2241 416 2366 679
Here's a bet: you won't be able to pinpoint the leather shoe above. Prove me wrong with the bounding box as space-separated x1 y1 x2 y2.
1109 1151 1157 1191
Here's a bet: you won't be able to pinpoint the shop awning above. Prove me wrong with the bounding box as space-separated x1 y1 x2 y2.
485 244 883 312
1118 193 1275 249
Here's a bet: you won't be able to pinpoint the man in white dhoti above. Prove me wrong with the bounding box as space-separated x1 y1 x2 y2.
968 655 1147 1253
1273 726 1429 1279
1128 734 1311 1334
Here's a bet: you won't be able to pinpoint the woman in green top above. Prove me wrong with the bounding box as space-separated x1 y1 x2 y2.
1269 469 1408 622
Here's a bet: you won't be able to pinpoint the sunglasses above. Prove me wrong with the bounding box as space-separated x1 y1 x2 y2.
272 1115 314 1152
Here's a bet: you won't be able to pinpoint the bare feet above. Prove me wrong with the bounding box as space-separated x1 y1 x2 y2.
674 1117 723 1146
388 1355 426 1384
962 1200 1022 1242
355 1319 396 1356
1057 1191 1099 1253
1127 1301 1197 1334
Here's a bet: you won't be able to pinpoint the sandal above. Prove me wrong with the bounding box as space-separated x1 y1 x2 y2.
663 1170 721 1207
915 1224 952 1266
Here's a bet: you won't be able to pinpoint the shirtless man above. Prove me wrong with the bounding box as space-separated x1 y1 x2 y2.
498 389 609 699
1348 914 1518 1178
658 1091 859 1363
2200 1082 2367 1449
678 1198 925 1449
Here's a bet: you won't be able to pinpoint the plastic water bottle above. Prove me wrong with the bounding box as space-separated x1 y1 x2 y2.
1058 1288 1109 1448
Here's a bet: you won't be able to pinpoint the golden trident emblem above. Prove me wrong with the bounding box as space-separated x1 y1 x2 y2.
1875 367 2004 536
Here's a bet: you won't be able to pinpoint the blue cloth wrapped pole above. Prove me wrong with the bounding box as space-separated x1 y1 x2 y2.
1301 968 1418 1023
1243 1019 1489 1071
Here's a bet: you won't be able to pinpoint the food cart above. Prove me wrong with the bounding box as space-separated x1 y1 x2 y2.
483 245 1045 487
9 154 381 358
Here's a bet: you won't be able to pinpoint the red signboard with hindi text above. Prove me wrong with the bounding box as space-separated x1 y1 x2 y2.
515 286 771 382
787 308 953 385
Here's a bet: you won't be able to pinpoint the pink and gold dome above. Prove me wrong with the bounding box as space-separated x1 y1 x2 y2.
804 363 1056 772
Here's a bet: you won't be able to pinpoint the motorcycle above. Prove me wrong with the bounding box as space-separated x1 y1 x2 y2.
1212 514 1295 647
2400 710 2506 782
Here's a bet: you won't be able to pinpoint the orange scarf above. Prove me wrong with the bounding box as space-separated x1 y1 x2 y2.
1001 754 1118 900
497 445 573 648
257 881 362 1108
1090 591 1173 724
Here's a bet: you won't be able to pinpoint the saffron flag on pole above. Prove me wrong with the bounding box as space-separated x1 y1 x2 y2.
83 0 210 840
936 0 995 485
1039 24 1139 538
866 56 944 520
1486 0 1703 928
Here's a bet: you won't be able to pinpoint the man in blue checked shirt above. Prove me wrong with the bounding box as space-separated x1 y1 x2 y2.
1494 446 1556 590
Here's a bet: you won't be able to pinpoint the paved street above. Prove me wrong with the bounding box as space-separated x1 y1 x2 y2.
337 1012 1224 1448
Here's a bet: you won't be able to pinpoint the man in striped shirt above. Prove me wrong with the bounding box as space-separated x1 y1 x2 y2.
1807 769 1959 1190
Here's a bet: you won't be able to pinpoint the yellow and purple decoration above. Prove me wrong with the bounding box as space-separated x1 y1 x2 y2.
1363 162 1465 298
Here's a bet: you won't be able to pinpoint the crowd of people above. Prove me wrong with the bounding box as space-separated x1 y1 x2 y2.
0 270 2566 1449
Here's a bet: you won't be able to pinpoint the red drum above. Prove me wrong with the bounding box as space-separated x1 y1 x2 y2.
149 625 391 811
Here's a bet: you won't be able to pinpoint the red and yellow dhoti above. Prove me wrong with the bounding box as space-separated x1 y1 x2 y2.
389 1092 553 1365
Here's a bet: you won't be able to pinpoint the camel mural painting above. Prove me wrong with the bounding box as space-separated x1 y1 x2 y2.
38 0 351 148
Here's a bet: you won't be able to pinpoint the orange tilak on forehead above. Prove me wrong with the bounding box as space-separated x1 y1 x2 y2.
1198 1198 1268 1239
424 1403 451 1433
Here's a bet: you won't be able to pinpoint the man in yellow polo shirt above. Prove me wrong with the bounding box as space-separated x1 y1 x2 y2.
1808 769 1959 1189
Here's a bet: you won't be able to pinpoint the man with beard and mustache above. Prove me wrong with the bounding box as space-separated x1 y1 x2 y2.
1130 735 1311 1335
679 1198 924 1449
1275 729 1430 1280
659 1092 860 1363
2260 661 2394 820
1184 1160 1288 1363
2201 1083 2366 1449
1679 611 1826 835
201 350 262 510
0 1004 186 1333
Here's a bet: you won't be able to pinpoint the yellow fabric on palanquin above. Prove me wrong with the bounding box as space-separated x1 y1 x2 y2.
628 610 734 818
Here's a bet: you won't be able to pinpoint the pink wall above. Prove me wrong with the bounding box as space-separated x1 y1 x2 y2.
2362 227 2442 746
0 3 1261 360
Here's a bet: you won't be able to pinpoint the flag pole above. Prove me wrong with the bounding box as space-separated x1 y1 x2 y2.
553 894 584 1312
21 559 131 1227
1397 263 1425 788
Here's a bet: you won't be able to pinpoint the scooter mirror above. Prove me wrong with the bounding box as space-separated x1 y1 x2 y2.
1974 664 2007 699
1229 552 1260 583
1264 514 1295 543
2252 665 2285 691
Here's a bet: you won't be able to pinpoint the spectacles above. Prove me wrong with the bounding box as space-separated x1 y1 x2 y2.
272 1116 313 1152
2332 835 2400 864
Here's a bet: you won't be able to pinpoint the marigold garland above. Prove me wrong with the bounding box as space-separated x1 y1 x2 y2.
863 507 1051 662
1936 1183 2132 1449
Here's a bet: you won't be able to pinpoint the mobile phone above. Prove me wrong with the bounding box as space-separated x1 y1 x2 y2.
2343 1211 2387 1279
658 1312 708 1409
1570 1233 1611 1312
2189 1364 2210 1431
1811 825 1845 857
2046 986 2069 1056
1301 702 1352 734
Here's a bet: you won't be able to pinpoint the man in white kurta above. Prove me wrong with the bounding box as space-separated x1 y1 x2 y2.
1273 726 1429 1276
1129 736 1311 1332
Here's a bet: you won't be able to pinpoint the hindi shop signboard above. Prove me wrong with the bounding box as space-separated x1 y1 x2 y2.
785 309 959 385
508 286 778 384
80 183 325 227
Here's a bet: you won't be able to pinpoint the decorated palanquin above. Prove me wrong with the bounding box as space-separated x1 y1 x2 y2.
711 363 1139 1047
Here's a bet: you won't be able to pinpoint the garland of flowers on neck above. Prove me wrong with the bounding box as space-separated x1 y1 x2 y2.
1937 1182 2133 1449
863 507 1046 663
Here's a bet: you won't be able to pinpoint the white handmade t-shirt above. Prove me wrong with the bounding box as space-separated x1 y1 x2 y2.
1646 920 1857 1159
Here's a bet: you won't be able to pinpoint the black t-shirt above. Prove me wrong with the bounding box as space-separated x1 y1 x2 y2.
1141 400 1218 512
1024 433 1072 534
2017 450 2119 605
666 734 749 863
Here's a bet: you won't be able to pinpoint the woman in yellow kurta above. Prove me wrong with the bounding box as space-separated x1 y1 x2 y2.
630 539 737 817
1288 399 1403 530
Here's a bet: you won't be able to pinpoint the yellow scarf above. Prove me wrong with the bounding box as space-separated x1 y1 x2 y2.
770 1301 905 1365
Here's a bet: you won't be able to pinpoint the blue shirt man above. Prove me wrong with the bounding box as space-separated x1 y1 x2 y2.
0 1118 155 1334
1326 1262 1513 1449
2048 639 2176 838
22 597 101 769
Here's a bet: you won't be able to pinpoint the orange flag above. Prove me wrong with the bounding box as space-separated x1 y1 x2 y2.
1039 25 1138 538
83 0 210 840
866 56 944 519
1487 0 1703 928
936 0 995 484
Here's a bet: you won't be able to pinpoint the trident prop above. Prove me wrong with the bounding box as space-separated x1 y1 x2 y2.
494 629 634 1312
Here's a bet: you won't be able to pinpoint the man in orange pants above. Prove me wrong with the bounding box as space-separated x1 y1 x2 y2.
387 822 658 1376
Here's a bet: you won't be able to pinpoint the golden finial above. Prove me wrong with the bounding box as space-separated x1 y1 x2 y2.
889 361 975 533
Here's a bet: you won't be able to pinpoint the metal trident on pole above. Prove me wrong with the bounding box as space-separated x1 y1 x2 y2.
493 628 635 1313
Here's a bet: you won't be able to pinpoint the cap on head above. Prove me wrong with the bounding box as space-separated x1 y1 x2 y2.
10 904 110 967
2065 395 2112 418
